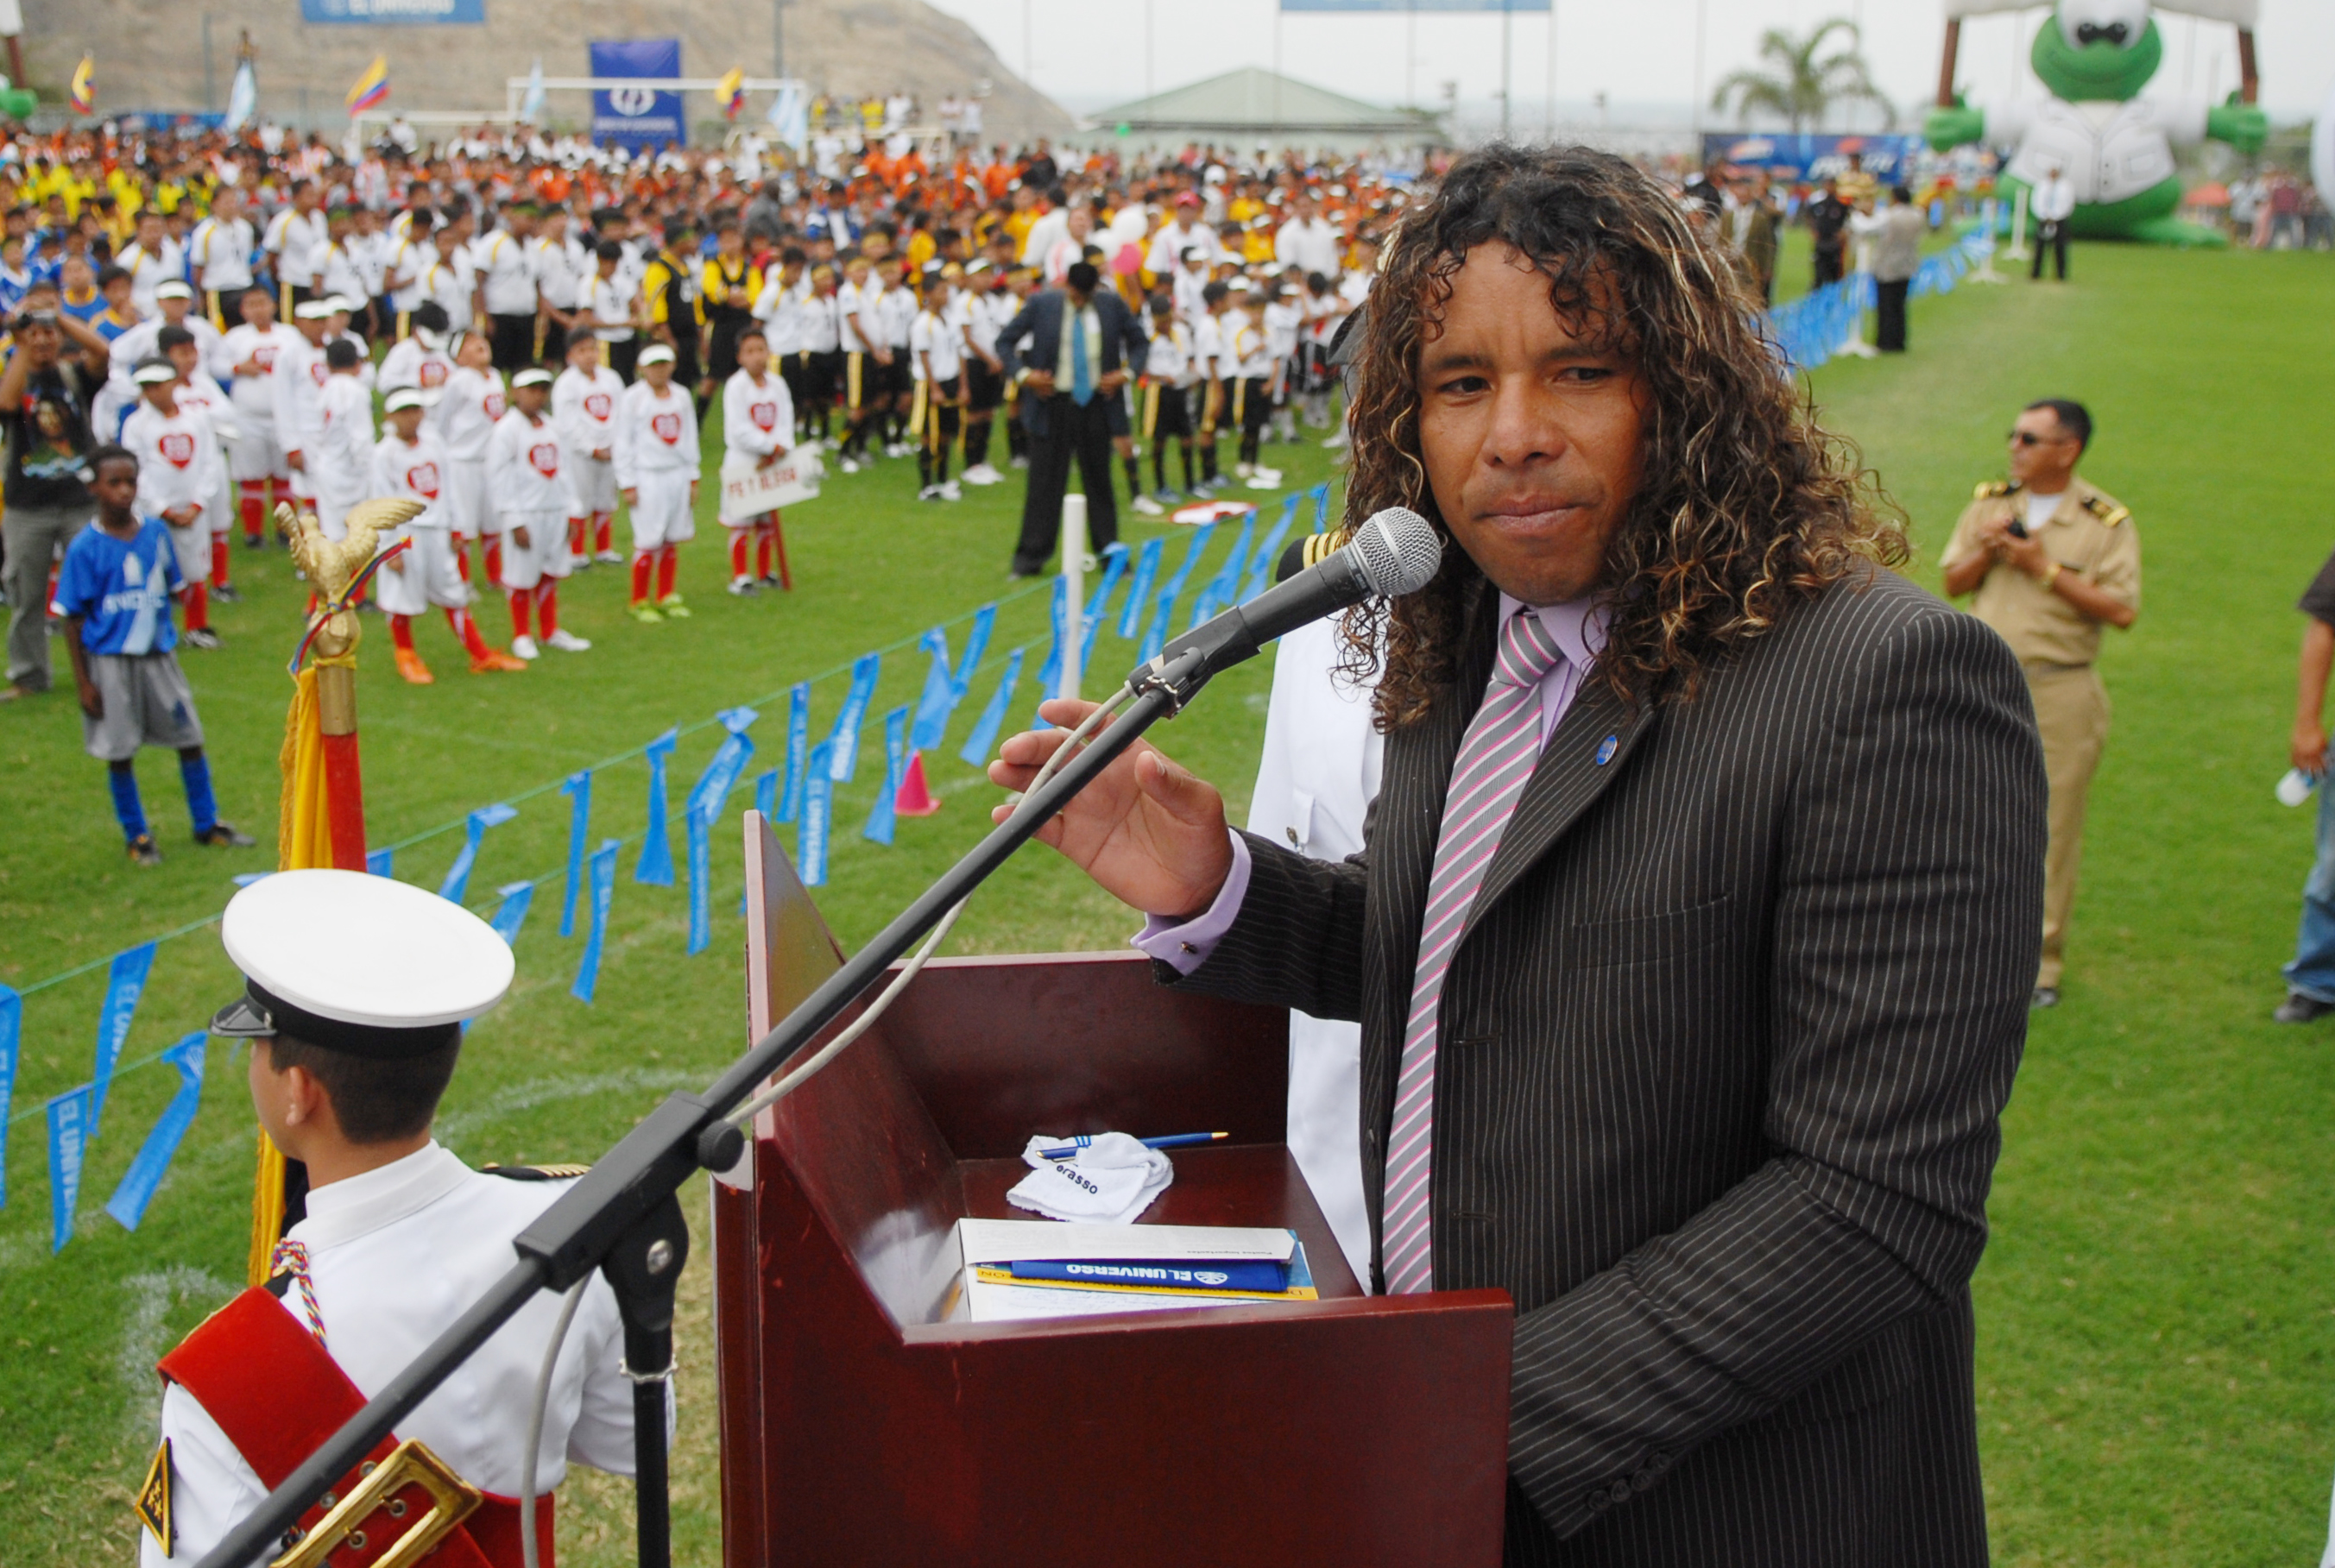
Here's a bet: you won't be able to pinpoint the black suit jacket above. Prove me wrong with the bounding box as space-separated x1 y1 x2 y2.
994 288 1147 439
1173 566 2042 1565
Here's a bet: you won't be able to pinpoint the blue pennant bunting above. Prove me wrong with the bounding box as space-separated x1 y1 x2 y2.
779 682 810 822
909 627 955 752
558 771 592 937
1032 576 1072 727
1118 538 1163 639
635 729 680 886
798 741 834 885
92 941 155 1134
365 847 394 878
950 604 996 705
1081 544 1130 674
862 706 909 846
1244 495 1302 602
685 709 760 957
572 840 621 1004
439 802 519 905
104 1033 206 1232
489 881 535 948
959 647 1026 768
0 984 17 1212
47 1084 90 1252
828 654 880 783
1191 513 1256 631
1312 480 1334 531
1140 521 1218 663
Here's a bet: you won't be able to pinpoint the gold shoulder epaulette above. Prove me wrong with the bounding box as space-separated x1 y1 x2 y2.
1973 480 2017 501
481 1162 591 1181
2080 494 2131 526
1301 531 1337 569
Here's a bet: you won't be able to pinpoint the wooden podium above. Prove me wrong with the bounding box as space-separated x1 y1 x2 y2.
712 813 1513 1565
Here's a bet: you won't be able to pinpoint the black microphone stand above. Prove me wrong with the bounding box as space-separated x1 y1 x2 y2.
195 648 1220 1568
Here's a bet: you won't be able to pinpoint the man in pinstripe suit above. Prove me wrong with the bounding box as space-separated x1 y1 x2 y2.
993 145 2045 1565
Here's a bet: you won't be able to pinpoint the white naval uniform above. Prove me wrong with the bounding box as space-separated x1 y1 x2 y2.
121 400 227 584
369 430 469 616
1245 614 1383 1290
432 367 508 538
612 381 697 551
141 1143 641 1568
552 364 623 518
486 409 572 589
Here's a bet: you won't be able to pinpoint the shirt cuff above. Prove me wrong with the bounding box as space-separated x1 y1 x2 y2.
1129 829 1252 976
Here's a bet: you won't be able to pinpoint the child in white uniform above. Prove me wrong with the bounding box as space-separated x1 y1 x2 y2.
553 334 625 566
429 331 507 587
718 324 795 595
613 343 699 622
370 387 529 681
485 368 577 659
311 338 376 541
121 360 227 649
214 287 296 549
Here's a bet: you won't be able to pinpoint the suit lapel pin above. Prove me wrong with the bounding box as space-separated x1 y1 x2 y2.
1594 734 1619 766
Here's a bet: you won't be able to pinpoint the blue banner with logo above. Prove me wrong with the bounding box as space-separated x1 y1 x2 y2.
950 604 996 707
1033 576 1073 727
590 38 685 153
92 941 155 1134
1119 538 1164 639
799 742 834 886
959 646 1026 768
636 727 679 885
559 770 592 936
48 1085 89 1251
909 627 955 753
1081 544 1130 673
1140 521 1218 664
104 1033 205 1232
1190 514 1255 631
685 708 758 956
489 881 535 948
572 840 620 1004
827 655 880 783
439 802 518 905
303 0 485 22
779 682 810 822
0 984 17 1212
1701 132 1928 186
863 707 909 847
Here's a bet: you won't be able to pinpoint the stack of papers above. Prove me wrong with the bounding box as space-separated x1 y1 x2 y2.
952 1219 1318 1323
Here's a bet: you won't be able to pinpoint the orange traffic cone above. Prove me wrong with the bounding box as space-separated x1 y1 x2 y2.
894 751 943 817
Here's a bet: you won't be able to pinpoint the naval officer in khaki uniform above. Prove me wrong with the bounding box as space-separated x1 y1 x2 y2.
1941 398 2140 1008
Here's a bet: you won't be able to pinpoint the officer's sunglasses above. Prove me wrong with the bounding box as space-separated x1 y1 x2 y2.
2008 429 2068 447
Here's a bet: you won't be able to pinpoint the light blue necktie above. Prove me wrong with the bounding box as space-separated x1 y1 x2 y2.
1070 308 1094 406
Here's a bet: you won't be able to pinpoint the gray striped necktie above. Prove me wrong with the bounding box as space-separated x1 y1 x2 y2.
1380 606 1566 1294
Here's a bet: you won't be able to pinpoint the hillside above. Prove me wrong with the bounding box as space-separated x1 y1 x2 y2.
23 0 1076 147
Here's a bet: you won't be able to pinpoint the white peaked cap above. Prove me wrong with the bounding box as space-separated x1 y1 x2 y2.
222 869 514 1031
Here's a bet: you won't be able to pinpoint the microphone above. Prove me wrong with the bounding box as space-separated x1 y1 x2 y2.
1133 507 1441 702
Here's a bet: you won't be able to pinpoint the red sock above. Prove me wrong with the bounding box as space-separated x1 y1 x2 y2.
568 516 586 557
240 482 265 541
451 532 472 583
484 537 504 586
537 580 559 639
656 544 678 600
182 582 209 631
391 614 416 652
595 513 613 554
729 530 750 579
210 535 230 588
509 587 531 640
755 521 773 579
630 552 653 605
449 605 493 659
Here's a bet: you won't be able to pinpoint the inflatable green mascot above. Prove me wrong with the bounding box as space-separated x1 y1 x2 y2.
1925 0 2269 244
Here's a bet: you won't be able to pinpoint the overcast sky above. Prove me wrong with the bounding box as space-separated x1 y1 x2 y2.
921 0 2334 127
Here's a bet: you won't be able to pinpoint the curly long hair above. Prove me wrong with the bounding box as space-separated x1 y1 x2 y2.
1340 144 1905 729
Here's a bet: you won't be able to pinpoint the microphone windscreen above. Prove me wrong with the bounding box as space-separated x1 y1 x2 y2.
1350 507 1441 597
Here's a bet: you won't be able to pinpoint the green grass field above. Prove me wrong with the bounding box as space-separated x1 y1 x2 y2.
2 236 2330 1565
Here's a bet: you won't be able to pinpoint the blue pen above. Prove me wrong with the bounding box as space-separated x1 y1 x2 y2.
1038 1131 1227 1161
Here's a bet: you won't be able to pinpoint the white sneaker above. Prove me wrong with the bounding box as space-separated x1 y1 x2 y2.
961 463 1003 486
918 483 943 501
887 442 912 459
728 576 760 595
838 457 861 475
1234 462 1254 479
596 549 623 564
940 481 962 501
545 628 592 652
1253 466 1283 484
1133 494 1165 516
1322 429 1350 449
509 634 540 660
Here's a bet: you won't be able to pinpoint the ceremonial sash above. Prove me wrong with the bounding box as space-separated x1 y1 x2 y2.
159 1288 553 1568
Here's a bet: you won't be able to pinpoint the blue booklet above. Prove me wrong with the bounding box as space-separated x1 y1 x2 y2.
1008 1256 1291 1294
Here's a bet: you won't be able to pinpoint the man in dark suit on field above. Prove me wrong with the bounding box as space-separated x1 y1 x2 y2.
994 260 1147 577
991 146 2044 1565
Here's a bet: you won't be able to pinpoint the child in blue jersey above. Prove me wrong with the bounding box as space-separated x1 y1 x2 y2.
52 444 256 866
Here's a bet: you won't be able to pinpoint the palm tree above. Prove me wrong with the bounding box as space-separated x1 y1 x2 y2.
1710 20 1896 134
